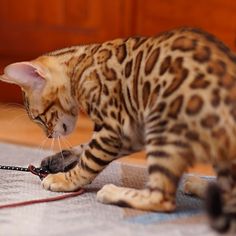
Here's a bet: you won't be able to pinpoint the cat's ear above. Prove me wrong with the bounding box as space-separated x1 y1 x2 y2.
1 62 46 90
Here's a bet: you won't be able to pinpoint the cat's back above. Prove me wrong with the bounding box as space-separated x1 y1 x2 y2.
109 28 236 162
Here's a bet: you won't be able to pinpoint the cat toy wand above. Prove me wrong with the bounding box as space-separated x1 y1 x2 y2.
0 164 49 179
0 164 85 209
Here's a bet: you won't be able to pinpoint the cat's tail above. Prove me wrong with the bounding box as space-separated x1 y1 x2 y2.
205 183 236 233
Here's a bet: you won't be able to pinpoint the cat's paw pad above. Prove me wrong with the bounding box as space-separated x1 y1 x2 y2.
96 184 120 204
42 173 73 192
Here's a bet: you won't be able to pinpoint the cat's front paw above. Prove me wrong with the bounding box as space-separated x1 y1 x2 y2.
41 150 79 173
42 173 77 192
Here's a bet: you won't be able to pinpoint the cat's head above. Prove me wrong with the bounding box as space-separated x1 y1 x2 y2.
0 56 78 138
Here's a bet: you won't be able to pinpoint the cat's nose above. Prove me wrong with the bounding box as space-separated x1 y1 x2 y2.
62 123 67 133
47 130 61 139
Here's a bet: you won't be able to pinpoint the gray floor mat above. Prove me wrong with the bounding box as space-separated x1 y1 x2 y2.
0 142 217 236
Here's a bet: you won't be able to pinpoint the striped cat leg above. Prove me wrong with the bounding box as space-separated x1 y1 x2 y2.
97 135 193 211
145 135 194 211
40 123 101 173
42 125 121 192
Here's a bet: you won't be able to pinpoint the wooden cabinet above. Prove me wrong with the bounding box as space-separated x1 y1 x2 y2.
135 0 236 49
0 0 133 102
0 0 133 62
1 0 236 103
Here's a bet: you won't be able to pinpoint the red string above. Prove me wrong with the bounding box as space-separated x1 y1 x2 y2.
0 164 85 210
0 189 85 210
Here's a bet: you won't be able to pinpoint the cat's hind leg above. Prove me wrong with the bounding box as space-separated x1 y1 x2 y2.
97 134 194 212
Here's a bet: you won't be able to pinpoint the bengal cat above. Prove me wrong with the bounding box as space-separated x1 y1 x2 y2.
1 27 236 233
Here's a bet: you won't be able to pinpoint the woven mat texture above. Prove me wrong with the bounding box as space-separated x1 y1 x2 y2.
0 143 217 236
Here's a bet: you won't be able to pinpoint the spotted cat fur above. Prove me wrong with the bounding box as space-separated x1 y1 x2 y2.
1 27 236 233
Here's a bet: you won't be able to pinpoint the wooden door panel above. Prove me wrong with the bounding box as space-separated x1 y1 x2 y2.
0 0 38 25
1 0 236 103
0 0 132 58
135 0 236 50
0 0 133 102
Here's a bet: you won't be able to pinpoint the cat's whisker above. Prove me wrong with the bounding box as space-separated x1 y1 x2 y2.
0 103 26 117
36 136 50 159
1 104 26 113
0 103 25 110
60 136 73 149
0 104 26 115
7 113 29 126
50 137 55 153
0 107 25 113
57 137 64 160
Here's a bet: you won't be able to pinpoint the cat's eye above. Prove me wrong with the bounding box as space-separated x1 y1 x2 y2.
34 115 44 124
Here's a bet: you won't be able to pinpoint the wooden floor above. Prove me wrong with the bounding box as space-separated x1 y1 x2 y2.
0 104 214 175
